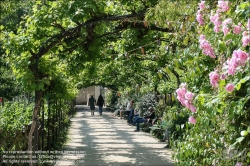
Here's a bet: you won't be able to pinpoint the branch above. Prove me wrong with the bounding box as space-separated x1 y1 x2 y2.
115 21 173 32
51 23 65 32
33 13 146 59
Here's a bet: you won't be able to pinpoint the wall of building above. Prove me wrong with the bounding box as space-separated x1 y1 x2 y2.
75 86 101 105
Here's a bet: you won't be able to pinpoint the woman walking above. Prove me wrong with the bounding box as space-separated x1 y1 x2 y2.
97 95 105 115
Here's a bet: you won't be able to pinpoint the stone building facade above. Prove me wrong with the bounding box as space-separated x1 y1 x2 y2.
75 86 102 105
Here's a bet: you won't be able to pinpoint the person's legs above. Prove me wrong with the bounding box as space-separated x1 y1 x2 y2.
98 106 101 114
135 118 145 131
113 109 118 116
129 115 133 124
100 106 103 115
120 110 122 118
132 117 141 125
126 111 130 123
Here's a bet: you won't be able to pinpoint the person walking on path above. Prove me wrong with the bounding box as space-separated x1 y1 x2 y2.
88 94 96 115
97 95 105 115
126 100 134 124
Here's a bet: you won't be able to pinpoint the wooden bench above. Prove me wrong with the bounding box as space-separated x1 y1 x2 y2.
140 117 162 132
149 117 166 136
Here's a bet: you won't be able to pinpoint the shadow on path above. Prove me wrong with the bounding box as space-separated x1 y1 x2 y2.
54 105 174 166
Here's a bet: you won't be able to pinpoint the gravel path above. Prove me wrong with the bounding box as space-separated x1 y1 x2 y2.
54 105 174 166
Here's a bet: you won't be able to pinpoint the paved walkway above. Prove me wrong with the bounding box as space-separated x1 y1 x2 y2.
55 105 174 166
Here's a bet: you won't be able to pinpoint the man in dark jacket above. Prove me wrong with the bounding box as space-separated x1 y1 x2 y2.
132 107 155 131
88 94 96 115
97 95 105 115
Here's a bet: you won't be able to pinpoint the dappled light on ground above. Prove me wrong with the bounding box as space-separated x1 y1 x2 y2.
55 105 174 166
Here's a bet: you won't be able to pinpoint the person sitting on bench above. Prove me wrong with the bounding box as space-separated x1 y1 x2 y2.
132 107 155 132
128 108 139 124
112 105 124 117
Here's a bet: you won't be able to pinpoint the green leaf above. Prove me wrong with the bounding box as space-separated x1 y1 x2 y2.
218 41 227 52
224 33 234 41
0 25 4 30
236 136 245 143
236 82 242 90
37 83 44 90
190 25 195 32
217 109 222 113
157 72 162 79
240 130 248 136
240 76 250 83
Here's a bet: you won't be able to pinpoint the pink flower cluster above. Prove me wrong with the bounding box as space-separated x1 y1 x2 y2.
225 83 234 92
241 17 249 46
200 0 248 46
196 10 204 26
209 1 229 33
209 50 249 92
189 116 196 124
210 12 222 33
225 49 249 75
222 18 233 36
217 0 230 12
233 23 242 35
209 70 220 87
176 83 197 124
199 35 216 58
176 83 196 113
235 162 242 166
242 30 250 47
196 1 206 26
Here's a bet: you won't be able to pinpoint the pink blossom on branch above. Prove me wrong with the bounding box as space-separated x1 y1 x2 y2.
214 25 220 33
209 71 220 87
176 83 197 113
198 1 206 10
235 162 242 166
242 31 250 47
199 35 216 58
189 116 196 124
236 49 249 62
217 0 230 12
222 18 232 36
196 11 204 26
225 83 234 93
233 23 242 34
176 88 187 98
210 13 221 25
185 92 195 101
190 105 197 113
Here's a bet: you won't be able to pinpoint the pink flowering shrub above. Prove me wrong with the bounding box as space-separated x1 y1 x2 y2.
176 83 197 124
174 1 250 165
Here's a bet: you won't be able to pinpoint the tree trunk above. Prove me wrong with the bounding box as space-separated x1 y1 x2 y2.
28 90 42 166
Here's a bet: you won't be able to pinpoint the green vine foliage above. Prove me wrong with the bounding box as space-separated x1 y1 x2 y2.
0 102 34 131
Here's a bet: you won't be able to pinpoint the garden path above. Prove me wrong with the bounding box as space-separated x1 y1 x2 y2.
54 105 174 166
